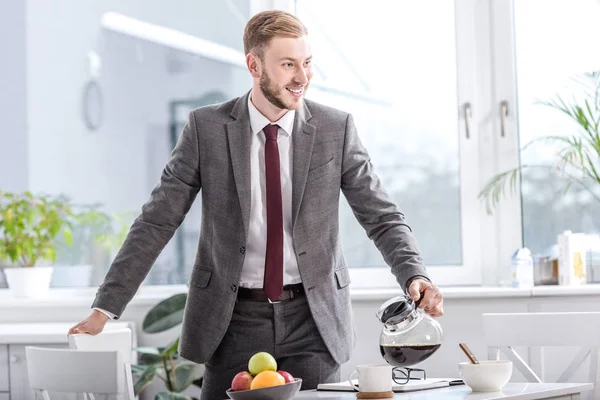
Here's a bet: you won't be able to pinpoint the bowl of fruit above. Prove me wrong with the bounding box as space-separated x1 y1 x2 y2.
226 352 302 400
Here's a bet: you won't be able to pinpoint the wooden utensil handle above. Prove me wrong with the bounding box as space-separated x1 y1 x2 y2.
459 343 480 364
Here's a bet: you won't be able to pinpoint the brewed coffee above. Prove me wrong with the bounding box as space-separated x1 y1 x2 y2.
380 344 441 367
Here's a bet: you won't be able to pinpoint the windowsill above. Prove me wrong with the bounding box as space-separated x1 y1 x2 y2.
0 283 599 308
0 285 189 309
352 283 600 301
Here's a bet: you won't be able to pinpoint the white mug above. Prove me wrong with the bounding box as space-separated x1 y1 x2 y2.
347 364 393 392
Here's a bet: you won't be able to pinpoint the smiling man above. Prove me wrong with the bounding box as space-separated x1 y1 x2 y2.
68 10 443 399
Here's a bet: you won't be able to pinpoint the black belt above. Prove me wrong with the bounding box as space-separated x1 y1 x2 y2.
237 283 305 302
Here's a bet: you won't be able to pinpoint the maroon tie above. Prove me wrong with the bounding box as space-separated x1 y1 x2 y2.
263 124 283 302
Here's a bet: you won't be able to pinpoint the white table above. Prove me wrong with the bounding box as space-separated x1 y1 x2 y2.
295 382 593 399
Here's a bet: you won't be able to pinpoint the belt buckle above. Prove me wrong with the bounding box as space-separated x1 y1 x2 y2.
268 288 288 304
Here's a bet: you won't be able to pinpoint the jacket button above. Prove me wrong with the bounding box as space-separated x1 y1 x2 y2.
231 284 237 292
240 246 245 254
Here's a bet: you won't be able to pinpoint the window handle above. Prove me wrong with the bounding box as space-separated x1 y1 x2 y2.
500 100 509 137
463 102 472 139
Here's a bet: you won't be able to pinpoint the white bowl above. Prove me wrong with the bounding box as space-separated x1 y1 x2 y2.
459 360 512 392
226 378 302 400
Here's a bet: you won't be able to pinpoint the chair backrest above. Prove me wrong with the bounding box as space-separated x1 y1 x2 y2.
68 328 134 363
26 347 123 395
483 312 600 400
68 328 135 400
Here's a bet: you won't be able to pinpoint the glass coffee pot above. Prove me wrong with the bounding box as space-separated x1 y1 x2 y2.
376 294 443 368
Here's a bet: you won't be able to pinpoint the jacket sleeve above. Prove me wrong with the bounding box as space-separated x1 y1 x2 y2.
340 113 430 292
92 111 202 318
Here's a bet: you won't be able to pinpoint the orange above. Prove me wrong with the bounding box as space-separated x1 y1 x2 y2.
250 371 285 390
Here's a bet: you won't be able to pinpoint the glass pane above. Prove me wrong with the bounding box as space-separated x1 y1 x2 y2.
4 2 252 287
90 18 250 286
296 0 462 266
514 0 600 269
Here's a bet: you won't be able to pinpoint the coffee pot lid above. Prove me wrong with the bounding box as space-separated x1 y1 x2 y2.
376 295 420 326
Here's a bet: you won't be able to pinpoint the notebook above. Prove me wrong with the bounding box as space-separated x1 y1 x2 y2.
317 378 463 392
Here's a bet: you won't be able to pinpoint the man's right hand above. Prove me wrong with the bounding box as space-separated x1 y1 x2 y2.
68 310 110 335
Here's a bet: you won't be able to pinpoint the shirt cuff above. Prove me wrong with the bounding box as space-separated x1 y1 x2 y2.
93 307 117 320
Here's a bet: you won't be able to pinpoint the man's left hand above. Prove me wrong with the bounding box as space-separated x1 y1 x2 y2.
407 278 444 318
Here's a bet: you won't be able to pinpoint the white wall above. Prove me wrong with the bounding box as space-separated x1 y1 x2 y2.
23 0 250 210
0 1 28 192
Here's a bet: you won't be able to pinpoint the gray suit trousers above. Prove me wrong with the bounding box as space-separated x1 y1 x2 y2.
201 295 340 400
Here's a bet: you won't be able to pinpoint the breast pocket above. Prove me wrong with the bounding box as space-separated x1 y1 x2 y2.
334 266 351 289
190 267 212 289
306 157 335 184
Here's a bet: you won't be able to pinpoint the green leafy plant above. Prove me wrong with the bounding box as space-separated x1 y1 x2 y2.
479 71 600 214
133 292 203 400
0 191 110 267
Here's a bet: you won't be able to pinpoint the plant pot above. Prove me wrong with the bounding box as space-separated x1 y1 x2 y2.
4 266 54 298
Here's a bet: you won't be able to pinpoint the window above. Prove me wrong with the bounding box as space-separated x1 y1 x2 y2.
0 1 253 288
296 0 486 286
3 1 598 289
512 0 600 259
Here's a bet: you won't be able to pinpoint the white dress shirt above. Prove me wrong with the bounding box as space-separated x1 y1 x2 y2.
239 92 301 288
94 91 301 319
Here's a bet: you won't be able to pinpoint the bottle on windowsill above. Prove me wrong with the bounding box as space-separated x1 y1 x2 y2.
510 247 534 289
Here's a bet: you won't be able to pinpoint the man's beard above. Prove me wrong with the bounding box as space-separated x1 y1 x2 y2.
259 69 304 110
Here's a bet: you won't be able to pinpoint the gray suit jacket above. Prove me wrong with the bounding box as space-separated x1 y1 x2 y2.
92 90 429 365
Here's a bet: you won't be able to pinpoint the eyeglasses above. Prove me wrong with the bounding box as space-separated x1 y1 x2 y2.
392 367 427 385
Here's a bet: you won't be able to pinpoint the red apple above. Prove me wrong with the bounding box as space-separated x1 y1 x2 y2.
277 370 295 383
231 371 253 391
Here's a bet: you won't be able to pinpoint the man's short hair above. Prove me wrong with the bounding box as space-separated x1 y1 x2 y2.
244 10 308 59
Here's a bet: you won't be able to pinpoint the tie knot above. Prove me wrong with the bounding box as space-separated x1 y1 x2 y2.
263 124 279 141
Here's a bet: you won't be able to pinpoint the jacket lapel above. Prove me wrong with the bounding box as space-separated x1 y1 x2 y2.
227 92 316 237
226 92 252 239
291 102 316 227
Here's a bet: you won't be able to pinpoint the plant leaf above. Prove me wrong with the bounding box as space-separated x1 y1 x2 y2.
161 337 180 357
143 293 187 333
134 347 162 355
155 393 193 400
130 364 147 380
174 363 203 393
63 227 73 247
134 364 157 396
561 181 573 196
478 166 523 215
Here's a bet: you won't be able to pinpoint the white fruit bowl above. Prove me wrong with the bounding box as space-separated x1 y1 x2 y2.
226 378 302 400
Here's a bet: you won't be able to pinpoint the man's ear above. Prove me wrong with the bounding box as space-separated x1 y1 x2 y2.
246 53 261 79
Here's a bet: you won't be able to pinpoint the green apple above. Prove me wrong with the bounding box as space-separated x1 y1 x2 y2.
248 352 277 375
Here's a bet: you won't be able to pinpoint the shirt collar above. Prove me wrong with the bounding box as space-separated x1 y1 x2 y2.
248 91 295 137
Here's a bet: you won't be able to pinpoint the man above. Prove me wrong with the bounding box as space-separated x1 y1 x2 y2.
69 10 443 399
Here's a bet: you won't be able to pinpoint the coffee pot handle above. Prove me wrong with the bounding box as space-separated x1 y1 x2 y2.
414 291 424 309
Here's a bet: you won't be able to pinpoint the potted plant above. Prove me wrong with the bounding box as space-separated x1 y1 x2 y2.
133 292 203 399
479 71 600 214
0 191 109 297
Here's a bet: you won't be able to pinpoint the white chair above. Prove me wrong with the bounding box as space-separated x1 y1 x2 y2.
25 346 135 400
483 312 600 400
68 328 136 400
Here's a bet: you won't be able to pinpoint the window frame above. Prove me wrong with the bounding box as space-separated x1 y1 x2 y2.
291 0 524 288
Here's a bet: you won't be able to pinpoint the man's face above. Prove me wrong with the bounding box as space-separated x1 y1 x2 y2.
257 36 313 110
